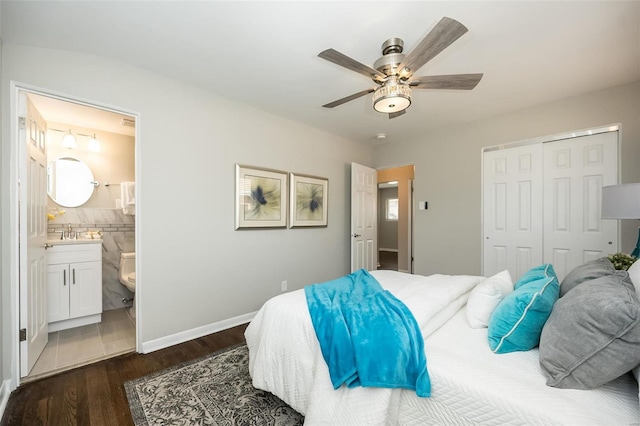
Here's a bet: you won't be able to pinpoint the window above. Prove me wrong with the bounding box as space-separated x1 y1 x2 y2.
386 198 398 220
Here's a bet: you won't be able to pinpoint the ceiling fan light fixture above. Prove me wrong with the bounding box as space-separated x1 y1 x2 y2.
372 81 412 113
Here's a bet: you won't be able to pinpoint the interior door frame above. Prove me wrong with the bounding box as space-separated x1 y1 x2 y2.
7 81 142 389
376 164 415 273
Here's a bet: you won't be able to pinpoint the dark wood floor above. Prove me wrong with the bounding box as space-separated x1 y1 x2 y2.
1 323 248 426
378 250 398 271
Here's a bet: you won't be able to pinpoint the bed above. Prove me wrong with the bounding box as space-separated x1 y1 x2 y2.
244 269 640 425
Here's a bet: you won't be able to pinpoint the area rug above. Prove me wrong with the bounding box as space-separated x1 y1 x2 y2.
124 344 304 425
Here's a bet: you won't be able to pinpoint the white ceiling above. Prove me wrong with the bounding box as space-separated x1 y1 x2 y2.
2 1 639 145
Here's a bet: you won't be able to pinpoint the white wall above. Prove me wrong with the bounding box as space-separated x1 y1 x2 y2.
373 81 640 277
1 44 371 380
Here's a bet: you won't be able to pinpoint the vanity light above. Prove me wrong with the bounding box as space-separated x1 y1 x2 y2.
62 130 77 149
88 134 101 152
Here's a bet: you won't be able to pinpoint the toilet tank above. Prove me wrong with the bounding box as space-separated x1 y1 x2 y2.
119 252 136 277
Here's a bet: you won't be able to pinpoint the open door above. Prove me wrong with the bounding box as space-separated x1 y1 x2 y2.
19 93 49 377
351 163 377 271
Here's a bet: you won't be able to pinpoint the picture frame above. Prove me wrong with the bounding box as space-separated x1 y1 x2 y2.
289 173 328 228
235 164 288 229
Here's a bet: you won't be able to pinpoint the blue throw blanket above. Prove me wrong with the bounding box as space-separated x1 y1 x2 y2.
304 269 430 397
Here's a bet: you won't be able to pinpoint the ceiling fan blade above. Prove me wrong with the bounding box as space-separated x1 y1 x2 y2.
322 88 375 108
399 17 469 76
389 110 406 119
319 49 387 81
410 73 483 90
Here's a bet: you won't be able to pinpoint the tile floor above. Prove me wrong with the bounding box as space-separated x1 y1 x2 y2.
26 307 136 382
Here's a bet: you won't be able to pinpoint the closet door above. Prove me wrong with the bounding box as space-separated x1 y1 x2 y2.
543 132 618 281
483 144 543 280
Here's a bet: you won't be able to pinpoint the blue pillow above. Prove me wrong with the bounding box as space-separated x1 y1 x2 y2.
488 264 560 353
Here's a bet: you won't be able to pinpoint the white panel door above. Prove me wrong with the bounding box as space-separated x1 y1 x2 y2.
20 93 49 377
351 163 377 272
483 144 543 280
543 132 618 281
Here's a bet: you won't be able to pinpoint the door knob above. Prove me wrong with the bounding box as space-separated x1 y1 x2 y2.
353 233 361 238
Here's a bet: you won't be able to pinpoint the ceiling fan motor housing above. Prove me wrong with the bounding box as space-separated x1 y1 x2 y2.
374 38 406 78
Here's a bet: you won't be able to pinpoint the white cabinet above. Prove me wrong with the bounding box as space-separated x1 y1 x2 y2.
47 242 102 332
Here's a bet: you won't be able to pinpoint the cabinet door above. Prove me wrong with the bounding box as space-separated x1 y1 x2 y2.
69 261 102 318
47 263 70 323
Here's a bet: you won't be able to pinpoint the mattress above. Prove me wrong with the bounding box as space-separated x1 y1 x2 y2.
245 270 640 425
398 307 639 425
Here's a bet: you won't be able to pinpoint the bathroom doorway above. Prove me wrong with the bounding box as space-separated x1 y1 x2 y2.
16 88 139 382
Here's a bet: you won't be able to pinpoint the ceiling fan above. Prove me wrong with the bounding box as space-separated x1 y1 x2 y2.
318 17 483 119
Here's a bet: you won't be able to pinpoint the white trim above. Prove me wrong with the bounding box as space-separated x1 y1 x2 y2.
140 311 257 354
0 379 12 420
482 124 620 153
378 248 398 252
8 81 141 388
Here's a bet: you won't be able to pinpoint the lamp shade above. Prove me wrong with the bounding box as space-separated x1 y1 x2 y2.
602 183 640 219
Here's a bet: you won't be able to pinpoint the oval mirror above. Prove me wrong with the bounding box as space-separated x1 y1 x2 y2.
47 157 95 207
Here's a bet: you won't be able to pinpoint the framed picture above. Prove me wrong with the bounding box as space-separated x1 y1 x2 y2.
289 173 328 228
235 164 288 229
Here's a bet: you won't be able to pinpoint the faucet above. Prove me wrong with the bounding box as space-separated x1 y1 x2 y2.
67 223 74 240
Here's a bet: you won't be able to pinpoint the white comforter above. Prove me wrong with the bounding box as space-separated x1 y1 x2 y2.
245 270 484 425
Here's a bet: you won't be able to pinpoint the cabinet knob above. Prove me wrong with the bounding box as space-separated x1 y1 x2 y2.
44 243 53 249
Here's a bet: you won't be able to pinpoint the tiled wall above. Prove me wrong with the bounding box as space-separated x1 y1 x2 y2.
48 208 135 311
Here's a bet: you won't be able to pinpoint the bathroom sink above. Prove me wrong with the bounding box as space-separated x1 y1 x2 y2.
46 238 103 246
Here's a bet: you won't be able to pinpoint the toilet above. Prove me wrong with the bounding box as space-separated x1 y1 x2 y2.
119 252 136 318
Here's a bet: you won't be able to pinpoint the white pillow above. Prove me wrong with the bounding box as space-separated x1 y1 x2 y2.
628 259 640 297
466 270 513 329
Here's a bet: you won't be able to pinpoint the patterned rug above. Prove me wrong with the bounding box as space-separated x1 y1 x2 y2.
124 344 304 425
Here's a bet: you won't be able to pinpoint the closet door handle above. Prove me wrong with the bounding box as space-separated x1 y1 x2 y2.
63 269 66 286
73 268 76 285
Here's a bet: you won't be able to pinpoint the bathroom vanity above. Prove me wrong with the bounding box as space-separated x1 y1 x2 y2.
46 239 103 332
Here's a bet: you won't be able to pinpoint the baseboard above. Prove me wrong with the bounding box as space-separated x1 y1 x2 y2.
141 311 257 354
0 379 12 421
378 248 398 253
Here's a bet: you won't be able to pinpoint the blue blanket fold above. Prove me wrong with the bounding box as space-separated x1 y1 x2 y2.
304 269 430 397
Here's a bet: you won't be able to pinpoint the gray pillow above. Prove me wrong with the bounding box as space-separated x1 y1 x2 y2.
539 271 640 389
559 257 614 297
